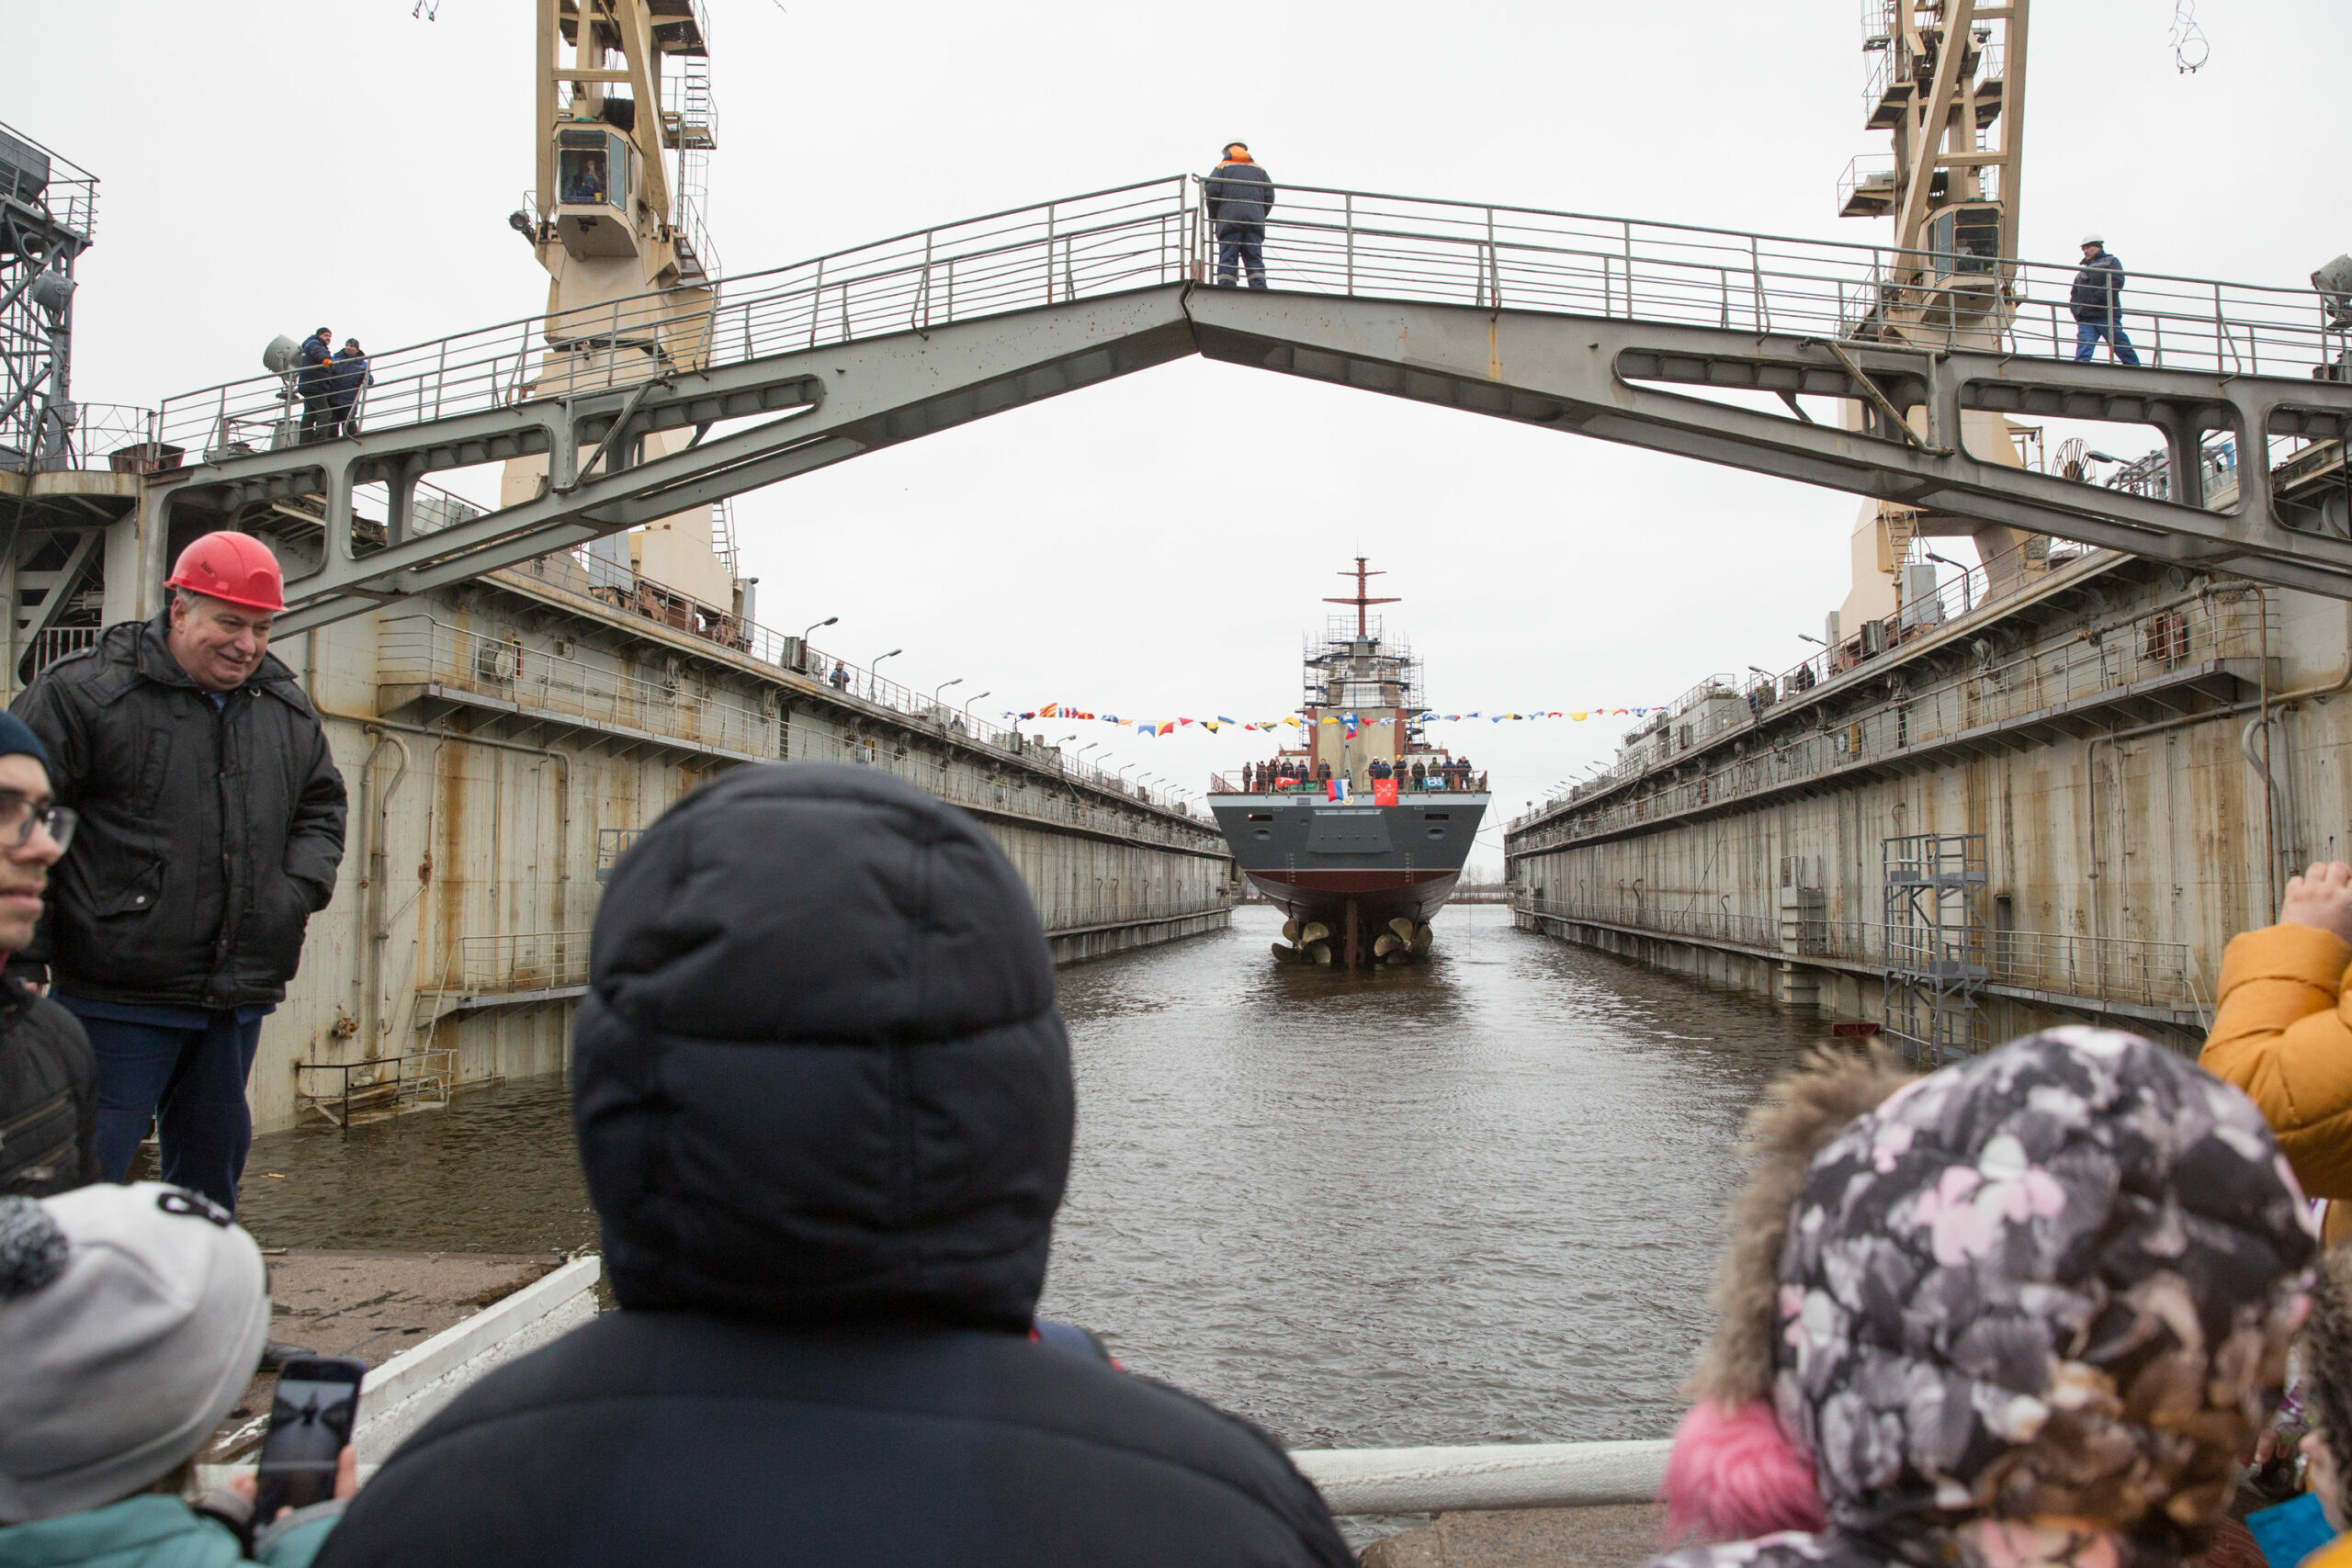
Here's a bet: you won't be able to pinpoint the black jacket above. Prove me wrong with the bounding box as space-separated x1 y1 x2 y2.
296 333 334 395
1207 159 1275 232
13 615 347 1009
0 980 96 1194
2070 251 2126 321
319 764 1351 1568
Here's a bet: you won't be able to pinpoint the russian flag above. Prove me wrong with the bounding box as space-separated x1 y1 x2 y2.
1327 777 1351 803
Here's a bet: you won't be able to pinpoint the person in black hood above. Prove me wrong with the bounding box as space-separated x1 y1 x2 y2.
316 763 1353 1568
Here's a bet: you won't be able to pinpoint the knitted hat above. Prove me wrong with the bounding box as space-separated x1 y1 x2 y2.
0 1184 271 1523
0 713 50 772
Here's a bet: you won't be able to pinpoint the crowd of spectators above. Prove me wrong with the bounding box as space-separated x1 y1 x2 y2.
19 558 2352 1567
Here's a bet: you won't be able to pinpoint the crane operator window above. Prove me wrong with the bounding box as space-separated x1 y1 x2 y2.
557 128 625 209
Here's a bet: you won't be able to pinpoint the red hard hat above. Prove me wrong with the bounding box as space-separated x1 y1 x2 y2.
165 531 287 614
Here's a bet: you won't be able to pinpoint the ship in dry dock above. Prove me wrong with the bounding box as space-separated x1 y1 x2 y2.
1207 560 1488 971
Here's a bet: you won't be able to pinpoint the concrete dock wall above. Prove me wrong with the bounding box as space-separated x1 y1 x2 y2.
1506 554 2352 1052
248 558 1230 1134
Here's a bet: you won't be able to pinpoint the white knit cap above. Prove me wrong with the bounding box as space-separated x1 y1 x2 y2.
0 1184 270 1523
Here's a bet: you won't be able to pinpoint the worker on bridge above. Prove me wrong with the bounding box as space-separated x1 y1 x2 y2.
1206 142 1274 290
2071 235 2141 367
13 532 347 1234
295 327 337 442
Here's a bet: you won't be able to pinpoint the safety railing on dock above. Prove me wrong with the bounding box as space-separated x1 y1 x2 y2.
444 930 592 995
157 175 2350 457
783 725 1216 849
1510 585 2271 848
1510 896 2207 1017
378 615 784 761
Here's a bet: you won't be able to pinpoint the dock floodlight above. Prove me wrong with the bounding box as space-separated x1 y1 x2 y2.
2085 450 2120 465
803 615 837 640
1798 633 1826 646
507 209 537 241
1747 665 1771 677
933 678 963 705
262 335 300 376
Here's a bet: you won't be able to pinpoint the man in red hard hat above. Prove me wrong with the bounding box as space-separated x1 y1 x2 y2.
12 530 346 1228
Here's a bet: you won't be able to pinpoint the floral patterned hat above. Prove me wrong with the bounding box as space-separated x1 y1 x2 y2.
1777 1028 2315 1555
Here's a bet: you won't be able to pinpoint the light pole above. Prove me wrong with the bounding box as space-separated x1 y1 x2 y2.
803 615 837 643
1077 743 1101 773
1923 549 1972 615
1797 632 1826 646
869 648 901 702
962 690 989 727
1116 762 1137 789
933 677 963 714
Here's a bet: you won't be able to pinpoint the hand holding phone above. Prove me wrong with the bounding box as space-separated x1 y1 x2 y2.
254 1356 366 1522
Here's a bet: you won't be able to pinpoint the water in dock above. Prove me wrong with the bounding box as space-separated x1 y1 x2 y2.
235 904 1821 1452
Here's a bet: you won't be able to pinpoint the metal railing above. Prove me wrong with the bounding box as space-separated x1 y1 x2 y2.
28 626 98 677
1510 586 2268 852
1206 770 1487 795
485 550 1206 821
783 725 1218 850
1512 897 2205 1015
444 930 591 994
1520 536 2103 825
1044 895 1233 935
379 615 784 760
157 175 2352 457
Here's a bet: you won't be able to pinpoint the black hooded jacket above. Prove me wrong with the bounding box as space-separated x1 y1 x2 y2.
12 615 346 1009
318 765 1352 1568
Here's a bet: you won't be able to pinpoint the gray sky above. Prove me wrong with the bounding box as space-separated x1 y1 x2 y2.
9 0 2347 854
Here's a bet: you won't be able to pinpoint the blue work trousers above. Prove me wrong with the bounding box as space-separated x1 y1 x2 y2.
1216 228 1267 289
2075 317 2141 366
84 1011 266 1212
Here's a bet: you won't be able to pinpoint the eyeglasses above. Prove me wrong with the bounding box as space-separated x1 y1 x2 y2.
0 791 76 854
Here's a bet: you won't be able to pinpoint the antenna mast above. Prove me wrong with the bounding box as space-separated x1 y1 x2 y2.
1324 556 1400 638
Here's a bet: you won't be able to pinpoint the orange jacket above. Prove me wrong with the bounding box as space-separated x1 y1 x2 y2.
2203 921 2352 1203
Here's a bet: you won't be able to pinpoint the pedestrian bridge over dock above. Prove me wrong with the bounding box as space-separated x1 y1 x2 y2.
137 175 2352 628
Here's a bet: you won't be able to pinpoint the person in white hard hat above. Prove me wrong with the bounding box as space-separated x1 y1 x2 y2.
2070 233 2142 366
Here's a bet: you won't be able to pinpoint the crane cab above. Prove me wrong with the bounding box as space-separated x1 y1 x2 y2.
552 124 639 259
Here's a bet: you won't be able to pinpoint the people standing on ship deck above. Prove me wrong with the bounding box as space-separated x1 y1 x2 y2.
1650 1030 2314 1568
0 712 91 1197
294 328 336 442
12 533 346 1227
1206 142 1274 289
2070 235 2141 366
828 660 850 691
313 764 1353 1568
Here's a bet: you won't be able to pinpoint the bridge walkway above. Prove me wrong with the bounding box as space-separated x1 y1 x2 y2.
137 175 2352 629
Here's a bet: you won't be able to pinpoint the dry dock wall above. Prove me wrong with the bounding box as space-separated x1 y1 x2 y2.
1506 553 2352 1053
249 555 1229 1134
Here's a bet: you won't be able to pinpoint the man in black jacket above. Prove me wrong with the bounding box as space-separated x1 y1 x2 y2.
0 711 95 1196
13 531 346 1212
2070 234 2141 367
1208 141 1275 288
317 764 1352 1568
296 327 337 441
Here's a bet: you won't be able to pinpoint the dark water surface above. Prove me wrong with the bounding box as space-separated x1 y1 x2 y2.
238 904 1820 1452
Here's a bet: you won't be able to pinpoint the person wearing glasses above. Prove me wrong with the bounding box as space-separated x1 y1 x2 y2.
12 532 346 1223
0 712 92 1196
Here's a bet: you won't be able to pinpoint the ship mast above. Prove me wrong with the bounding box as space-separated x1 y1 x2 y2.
1323 556 1399 640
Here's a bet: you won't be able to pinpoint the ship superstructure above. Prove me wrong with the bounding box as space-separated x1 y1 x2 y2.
1207 560 1488 970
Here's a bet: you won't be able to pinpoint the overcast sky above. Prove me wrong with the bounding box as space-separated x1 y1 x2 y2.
9 0 2347 858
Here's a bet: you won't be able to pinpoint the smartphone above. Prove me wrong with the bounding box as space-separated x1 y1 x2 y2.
253 1357 365 1521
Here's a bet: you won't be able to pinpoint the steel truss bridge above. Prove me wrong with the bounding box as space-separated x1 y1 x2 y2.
144 175 2352 632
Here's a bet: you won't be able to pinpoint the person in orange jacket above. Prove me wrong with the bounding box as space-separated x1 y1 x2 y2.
2203 859 2352 1241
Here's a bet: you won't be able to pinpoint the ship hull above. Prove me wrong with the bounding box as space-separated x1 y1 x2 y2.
1208 793 1489 931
